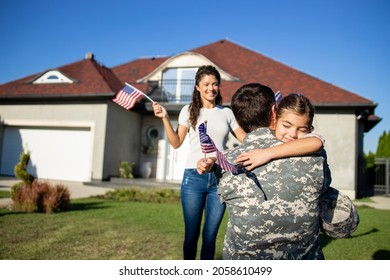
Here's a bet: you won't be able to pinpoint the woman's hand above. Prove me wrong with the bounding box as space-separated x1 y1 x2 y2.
196 157 217 174
152 102 168 119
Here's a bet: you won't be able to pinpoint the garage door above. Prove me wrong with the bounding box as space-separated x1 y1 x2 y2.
1 126 92 182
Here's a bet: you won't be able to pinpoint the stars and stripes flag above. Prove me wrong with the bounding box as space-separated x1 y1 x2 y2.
198 122 217 153
198 122 238 174
113 83 151 110
275 90 282 107
216 150 238 174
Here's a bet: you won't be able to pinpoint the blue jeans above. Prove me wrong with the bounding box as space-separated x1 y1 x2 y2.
180 168 225 260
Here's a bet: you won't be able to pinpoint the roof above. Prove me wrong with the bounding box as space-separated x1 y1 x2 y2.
112 39 376 108
113 56 169 93
203 40 376 106
0 39 378 109
0 55 123 99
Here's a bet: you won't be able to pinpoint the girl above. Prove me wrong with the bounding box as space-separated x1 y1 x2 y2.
235 93 324 170
235 93 358 240
152 65 246 260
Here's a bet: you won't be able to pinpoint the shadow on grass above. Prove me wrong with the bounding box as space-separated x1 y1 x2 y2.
0 199 110 216
69 200 111 211
0 210 27 217
373 250 390 260
348 228 379 238
321 228 379 248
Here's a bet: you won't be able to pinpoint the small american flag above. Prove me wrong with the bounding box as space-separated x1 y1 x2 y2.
275 90 282 107
217 150 238 174
113 84 144 110
198 122 238 174
198 122 217 153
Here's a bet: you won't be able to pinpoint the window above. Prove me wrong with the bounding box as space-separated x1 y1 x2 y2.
161 67 197 103
33 70 74 84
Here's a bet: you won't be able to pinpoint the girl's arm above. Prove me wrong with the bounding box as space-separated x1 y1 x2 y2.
153 102 188 149
235 136 323 171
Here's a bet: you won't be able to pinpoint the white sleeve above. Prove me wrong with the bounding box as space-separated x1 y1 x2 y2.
225 107 239 132
303 132 325 145
178 105 190 128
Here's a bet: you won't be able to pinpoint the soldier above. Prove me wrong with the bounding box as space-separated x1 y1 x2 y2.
198 83 331 259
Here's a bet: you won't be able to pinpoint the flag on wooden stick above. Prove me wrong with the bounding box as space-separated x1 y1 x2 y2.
113 83 154 110
198 122 217 153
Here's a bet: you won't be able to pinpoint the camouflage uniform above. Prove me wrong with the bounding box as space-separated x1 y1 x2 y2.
218 128 331 260
319 186 360 238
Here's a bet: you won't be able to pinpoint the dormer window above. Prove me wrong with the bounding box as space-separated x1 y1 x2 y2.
33 70 74 84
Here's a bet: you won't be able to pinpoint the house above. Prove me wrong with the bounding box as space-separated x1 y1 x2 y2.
0 39 381 198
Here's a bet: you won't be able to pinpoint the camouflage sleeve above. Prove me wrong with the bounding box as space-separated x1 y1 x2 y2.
321 149 332 192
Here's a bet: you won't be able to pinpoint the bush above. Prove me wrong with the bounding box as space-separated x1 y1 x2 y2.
101 187 180 204
11 180 71 213
44 183 71 214
119 161 135 179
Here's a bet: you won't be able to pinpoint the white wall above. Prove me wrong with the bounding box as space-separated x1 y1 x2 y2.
314 113 357 198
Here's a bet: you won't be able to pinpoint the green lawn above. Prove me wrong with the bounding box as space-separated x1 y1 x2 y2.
0 197 389 260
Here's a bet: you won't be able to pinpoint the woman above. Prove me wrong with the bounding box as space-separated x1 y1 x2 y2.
152 65 246 260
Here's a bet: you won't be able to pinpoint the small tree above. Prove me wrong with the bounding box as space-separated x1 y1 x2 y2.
11 150 34 198
364 151 376 169
364 130 390 168
14 150 34 184
376 130 390 158
364 130 390 196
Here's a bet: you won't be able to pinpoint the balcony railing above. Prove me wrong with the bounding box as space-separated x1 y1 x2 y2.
148 79 195 104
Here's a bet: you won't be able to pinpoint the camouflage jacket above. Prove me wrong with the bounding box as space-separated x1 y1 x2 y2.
218 128 331 260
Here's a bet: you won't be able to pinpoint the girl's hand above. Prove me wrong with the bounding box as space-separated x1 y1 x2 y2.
235 149 273 171
152 102 167 119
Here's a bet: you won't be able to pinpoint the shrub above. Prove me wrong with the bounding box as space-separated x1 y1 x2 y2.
43 184 71 214
11 182 38 213
119 161 135 179
11 180 71 213
101 187 180 204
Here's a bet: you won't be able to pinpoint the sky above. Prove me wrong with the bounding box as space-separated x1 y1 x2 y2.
0 0 389 154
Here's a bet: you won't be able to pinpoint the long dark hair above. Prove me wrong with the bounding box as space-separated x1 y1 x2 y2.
188 65 222 129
